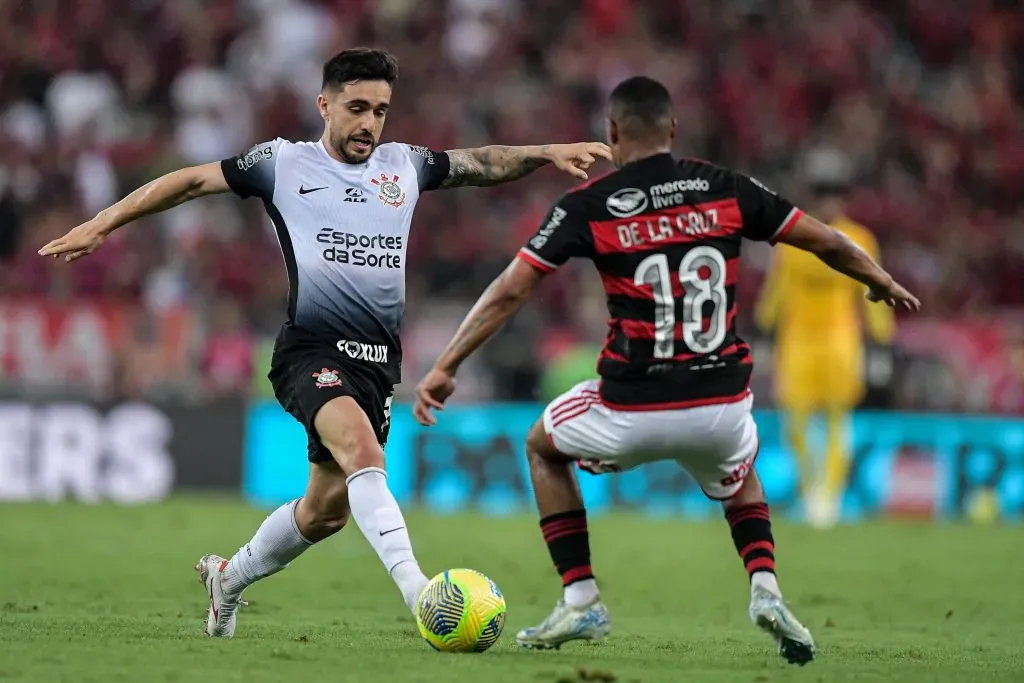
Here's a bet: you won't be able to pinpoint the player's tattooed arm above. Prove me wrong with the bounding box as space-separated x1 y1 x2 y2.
413 259 547 425
439 142 612 188
440 146 550 188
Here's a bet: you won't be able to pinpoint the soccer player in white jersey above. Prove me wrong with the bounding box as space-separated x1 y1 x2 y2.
39 48 612 638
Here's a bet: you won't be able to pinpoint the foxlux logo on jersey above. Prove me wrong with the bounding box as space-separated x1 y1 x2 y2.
316 229 403 268
337 339 388 363
650 178 710 209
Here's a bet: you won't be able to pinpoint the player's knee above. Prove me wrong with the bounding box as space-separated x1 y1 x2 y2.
315 398 385 475
525 420 544 454
722 468 765 511
526 420 560 464
324 439 384 475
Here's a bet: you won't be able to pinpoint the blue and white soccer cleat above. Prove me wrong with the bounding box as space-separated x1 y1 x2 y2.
516 599 611 649
749 585 816 665
195 554 241 637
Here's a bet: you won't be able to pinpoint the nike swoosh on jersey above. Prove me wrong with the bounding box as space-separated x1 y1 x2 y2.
298 185 327 195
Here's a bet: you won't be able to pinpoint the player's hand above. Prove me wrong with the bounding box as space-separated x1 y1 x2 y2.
38 218 112 262
413 367 457 426
546 142 613 181
867 280 921 311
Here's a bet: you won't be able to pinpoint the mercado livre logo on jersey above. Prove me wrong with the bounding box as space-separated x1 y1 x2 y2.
370 173 406 208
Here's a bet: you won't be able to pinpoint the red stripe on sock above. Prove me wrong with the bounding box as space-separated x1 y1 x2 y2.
746 557 776 574
728 511 769 526
542 518 583 532
561 565 594 586
726 502 769 522
542 522 585 536
541 519 586 538
544 528 587 543
739 540 775 557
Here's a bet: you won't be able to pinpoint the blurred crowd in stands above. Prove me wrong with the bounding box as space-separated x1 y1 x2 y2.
1 0 1022 412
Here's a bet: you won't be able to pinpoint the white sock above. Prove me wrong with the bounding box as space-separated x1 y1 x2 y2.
347 467 428 611
223 499 313 595
564 579 599 609
751 571 781 597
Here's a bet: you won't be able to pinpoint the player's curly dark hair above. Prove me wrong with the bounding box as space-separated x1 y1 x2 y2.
322 48 399 91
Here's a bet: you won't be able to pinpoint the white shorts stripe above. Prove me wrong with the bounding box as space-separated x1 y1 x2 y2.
550 391 599 416
552 399 600 428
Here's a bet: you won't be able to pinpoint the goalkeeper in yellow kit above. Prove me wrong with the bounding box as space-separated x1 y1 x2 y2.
756 155 894 527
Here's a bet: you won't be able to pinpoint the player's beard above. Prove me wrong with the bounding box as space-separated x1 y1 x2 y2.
335 134 375 164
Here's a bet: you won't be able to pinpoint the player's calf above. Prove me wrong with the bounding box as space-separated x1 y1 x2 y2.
196 462 348 637
316 396 429 613
518 420 611 649
525 420 599 606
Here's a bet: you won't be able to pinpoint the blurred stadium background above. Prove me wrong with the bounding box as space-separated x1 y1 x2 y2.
0 0 1022 521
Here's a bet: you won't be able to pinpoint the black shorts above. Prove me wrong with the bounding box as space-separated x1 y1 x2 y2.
268 335 395 463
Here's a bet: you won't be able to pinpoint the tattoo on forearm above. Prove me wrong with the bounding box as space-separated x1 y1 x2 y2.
441 146 551 188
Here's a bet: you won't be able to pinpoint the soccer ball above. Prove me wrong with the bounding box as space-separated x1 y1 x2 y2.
416 569 506 652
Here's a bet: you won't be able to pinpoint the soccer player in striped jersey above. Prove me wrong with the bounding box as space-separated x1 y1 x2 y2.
413 76 919 664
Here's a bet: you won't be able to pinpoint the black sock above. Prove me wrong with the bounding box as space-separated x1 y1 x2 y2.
539 509 594 586
725 502 775 580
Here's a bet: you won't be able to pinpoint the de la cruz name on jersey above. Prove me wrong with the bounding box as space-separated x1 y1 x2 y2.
518 153 802 410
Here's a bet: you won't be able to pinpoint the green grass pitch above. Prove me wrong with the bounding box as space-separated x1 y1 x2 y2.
0 498 1021 682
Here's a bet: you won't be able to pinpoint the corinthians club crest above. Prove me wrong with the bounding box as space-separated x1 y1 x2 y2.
370 173 406 208
312 368 343 389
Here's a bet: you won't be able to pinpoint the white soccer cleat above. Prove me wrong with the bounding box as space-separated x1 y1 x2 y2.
195 554 241 638
516 599 611 650
749 585 816 665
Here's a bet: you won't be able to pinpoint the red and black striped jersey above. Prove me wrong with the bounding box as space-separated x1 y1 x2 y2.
518 153 802 410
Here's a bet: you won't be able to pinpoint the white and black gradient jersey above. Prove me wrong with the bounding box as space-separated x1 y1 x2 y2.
221 139 450 384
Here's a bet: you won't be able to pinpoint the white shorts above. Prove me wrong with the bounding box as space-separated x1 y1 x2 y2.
543 380 759 500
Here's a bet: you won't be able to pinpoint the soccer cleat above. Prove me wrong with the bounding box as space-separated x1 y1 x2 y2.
516 599 611 650
195 554 241 637
749 585 816 665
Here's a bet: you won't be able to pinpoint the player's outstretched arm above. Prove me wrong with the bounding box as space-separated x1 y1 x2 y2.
39 163 230 262
413 258 546 425
780 213 921 311
439 143 612 188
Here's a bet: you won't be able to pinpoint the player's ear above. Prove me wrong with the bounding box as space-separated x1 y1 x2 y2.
669 117 678 142
606 119 618 146
316 92 330 121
